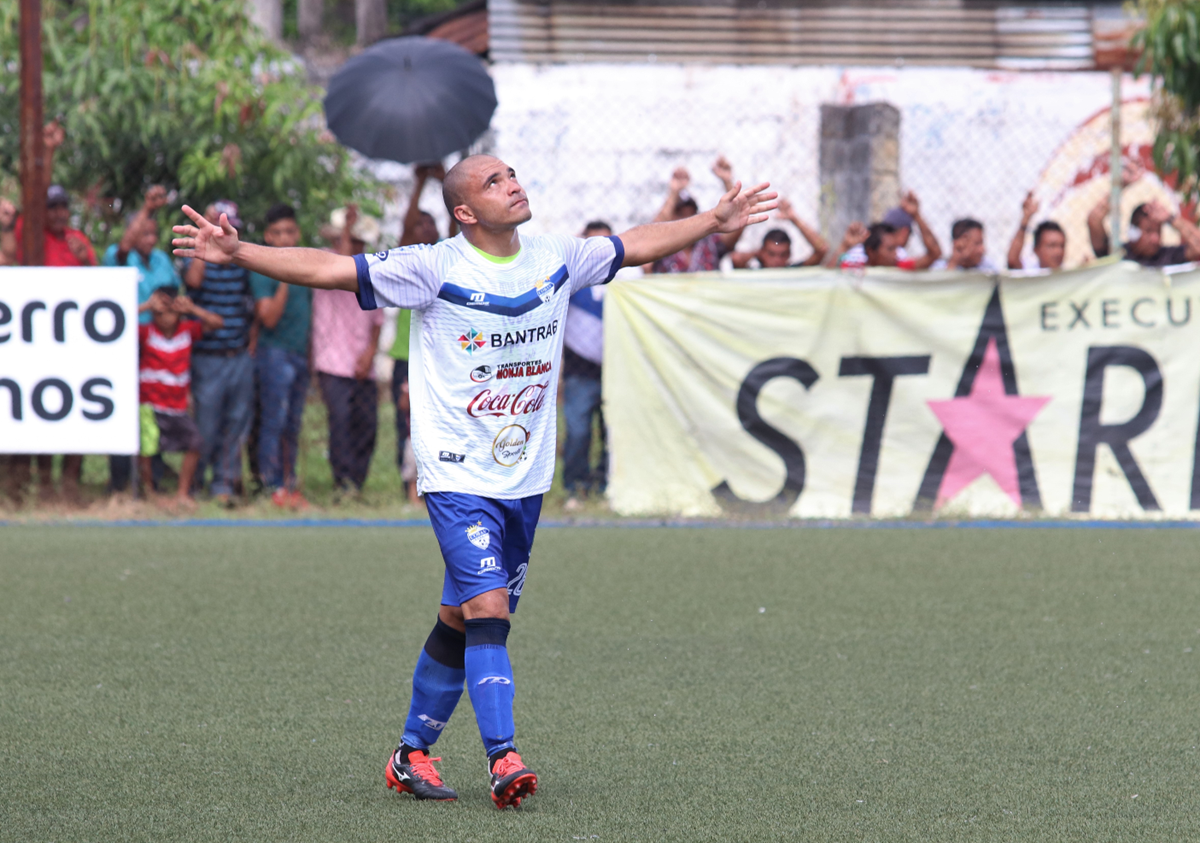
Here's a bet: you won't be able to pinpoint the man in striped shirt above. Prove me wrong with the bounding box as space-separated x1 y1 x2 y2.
138 290 224 506
183 200 256 505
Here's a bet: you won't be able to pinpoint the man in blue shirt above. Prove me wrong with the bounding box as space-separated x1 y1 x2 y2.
183 200 255 505
102 186 180 324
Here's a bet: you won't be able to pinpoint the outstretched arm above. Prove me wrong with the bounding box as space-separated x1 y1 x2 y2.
173 205 358 291
619 182 777 267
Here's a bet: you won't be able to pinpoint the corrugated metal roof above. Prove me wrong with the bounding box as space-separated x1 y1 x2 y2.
489 0 1125 69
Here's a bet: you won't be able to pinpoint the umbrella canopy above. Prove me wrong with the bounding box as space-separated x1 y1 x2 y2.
324 37 497 164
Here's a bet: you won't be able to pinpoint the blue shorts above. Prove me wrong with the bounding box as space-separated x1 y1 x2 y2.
425 492 543 613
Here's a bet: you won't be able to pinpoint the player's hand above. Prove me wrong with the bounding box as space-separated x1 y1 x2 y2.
172 204 240 265
144 185 168 213
1021 191 1039 223
712 181 778 233
900 190 921 217
711 155 734 188
668 167 690 194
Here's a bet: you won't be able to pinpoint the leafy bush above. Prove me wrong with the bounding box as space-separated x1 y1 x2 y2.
1136 0 1200 202
0 0 382 244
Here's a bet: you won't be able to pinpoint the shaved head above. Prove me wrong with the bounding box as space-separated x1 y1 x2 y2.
443 154 500 217
440 154 532 230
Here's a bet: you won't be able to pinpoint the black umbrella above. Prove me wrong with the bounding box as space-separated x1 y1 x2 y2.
324 37 497 164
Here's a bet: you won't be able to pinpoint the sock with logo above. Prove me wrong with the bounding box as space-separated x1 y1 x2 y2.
463 617 516 758
400 618 466 752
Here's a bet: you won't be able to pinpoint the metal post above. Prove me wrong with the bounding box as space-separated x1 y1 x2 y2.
1109 67 1122 254
19 0 45 267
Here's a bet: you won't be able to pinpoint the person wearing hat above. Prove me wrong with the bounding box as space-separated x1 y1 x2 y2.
0 124 97 507
183 199 256 505
311 204 386 499
879 191 942 270
649 157 747 273
0 122 95 270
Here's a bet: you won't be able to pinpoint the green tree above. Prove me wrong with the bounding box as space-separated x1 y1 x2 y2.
1135 0 1200 202
0 0 382 245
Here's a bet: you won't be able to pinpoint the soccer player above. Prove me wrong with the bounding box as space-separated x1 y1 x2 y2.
172 155 776 809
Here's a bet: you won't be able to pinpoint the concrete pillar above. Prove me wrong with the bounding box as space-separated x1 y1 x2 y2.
818 102 900 243
356 0 388 47
298 0 323 41
246 0 283 42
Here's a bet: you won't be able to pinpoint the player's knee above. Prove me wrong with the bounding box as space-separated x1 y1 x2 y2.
462 588 511 621
438 603 466 631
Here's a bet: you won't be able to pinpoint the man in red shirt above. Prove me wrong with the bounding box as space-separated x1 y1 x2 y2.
0 124 99 505
137 290 224 508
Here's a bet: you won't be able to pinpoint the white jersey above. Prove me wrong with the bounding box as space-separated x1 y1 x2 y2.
354 232 624 499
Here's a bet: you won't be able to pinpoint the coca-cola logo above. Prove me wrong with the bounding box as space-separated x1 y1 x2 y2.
467 382 549 418
492 424 530 467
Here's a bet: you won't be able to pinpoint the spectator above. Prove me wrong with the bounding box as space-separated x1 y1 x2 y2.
0 127 98 505
103 186 179 324
312 205 385 499
931 219 1000 272
0 123 94 270
835 222 898 269
102 186 180 496
1007 192 1065 271
250 203 312 509
137 289 224 510
391 164 456 505
881 191 942 269
183 200 255 506
1089 198 1200 267
729 198 827 268
650 157 745 273
562 220 643 511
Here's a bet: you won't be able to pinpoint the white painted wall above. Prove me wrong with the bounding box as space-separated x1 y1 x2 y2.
367 63 1170 269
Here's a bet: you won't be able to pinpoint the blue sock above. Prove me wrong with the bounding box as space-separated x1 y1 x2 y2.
400 619 466 751
464 618 516 758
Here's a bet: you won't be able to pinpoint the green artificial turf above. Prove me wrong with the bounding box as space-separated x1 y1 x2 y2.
2 526 1198 841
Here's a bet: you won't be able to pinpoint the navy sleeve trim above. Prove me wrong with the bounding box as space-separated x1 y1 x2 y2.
353 253 378 310
604 235 625 283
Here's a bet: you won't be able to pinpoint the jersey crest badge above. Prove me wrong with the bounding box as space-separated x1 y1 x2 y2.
534 277 555 304
466 522 491 550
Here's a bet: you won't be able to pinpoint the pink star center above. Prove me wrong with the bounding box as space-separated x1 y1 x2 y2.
926 338 1050 509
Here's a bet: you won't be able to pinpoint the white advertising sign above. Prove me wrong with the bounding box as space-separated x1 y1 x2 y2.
0 267 139 454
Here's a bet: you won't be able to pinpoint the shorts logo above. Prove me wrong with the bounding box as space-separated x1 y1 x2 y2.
476 676 511 686
492 424 530 467
470 365 493 383
507 562 528 597
439 451 465 463
479 556 502 573
418 714 447 731
457 328 487 354
466 522 490 550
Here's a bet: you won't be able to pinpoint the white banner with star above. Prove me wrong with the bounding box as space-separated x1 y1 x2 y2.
603 261 1200 519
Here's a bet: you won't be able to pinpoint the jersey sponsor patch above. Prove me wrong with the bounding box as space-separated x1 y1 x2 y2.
492 425 530 466
439 451 466 463
466 521 490 550
457 328 487 354
467 382 549 419
470 365 494 383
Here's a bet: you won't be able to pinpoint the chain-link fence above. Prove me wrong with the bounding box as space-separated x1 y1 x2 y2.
2 63 1190 516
